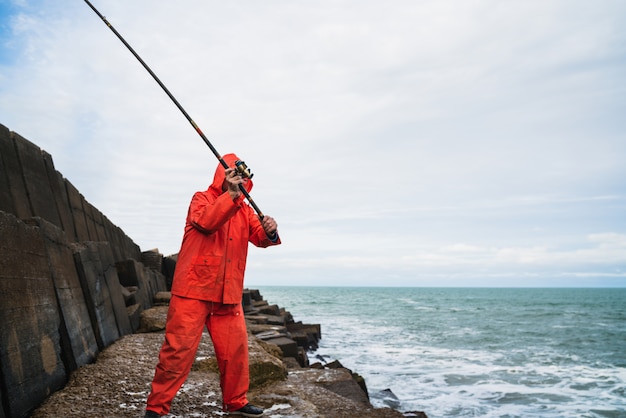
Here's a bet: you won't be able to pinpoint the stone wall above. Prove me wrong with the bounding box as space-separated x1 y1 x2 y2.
0 124 166 418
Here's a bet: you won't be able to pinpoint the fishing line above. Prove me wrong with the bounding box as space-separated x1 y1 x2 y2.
83 0 265 218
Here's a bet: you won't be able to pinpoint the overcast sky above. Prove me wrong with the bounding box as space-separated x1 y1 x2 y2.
1 0 625 287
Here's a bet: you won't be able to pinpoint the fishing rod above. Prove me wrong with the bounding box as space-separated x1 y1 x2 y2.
83 0 265 219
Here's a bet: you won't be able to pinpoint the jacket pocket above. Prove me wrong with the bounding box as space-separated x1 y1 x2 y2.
191 255 222 284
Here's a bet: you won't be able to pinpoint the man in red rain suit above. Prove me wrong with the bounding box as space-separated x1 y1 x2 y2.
145 154 280 417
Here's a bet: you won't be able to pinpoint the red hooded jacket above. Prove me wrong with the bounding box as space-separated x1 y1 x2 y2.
170 153 280 304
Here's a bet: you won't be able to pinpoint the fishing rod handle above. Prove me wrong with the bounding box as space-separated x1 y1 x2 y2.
239 185 264 219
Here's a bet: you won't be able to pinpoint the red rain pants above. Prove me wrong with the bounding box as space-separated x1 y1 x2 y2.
146 295 249 415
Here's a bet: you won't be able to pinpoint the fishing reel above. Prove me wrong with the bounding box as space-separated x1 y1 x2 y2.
234 160 253 179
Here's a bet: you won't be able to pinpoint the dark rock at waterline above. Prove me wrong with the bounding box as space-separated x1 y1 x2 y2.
375 388 402 409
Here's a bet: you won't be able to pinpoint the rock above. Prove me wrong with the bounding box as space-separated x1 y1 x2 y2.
255 338 284 360
258 303 281 315
282 356 302 369
315 367 370 405
326 359 344 369
253 299 269 308
245 314 268 324
137 305 169 333
375 388 401 409
264 314 288 325
153 290 171 305
253 329 287 341
248 336 288 388
246 323 290 337
254 368 408 418
264 336 299 358
242 289 253 307
247 288 263 301
288 322 322 340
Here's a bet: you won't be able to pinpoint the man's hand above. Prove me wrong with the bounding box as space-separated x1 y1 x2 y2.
224 168 246 200
261 215 278 236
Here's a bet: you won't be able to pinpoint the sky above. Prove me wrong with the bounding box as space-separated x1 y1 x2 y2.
1 0 625 287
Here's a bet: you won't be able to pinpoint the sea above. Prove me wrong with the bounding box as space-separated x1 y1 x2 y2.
255 286 626 418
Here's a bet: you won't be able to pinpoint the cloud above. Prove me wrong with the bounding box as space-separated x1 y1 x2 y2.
1 0 625 286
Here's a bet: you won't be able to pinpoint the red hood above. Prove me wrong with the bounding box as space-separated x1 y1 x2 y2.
208 153 253 194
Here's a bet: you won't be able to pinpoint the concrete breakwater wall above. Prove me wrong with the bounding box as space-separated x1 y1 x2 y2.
0 124 167 418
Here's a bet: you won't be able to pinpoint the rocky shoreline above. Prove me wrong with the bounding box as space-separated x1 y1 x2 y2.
31 289 428 418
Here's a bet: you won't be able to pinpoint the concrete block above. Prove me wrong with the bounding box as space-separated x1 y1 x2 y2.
296 347 309 367
242 289 253 307
102 218 141 263
65 180 90 242
141 249 163 272
116 259 151 309
264 336 299 358
92 242 133 337
258 304 281 316
127 303 142 332
247 288 263 301
287 322 322 340
0 127 31 219
73 242 121 350
264 314 287 326
0 124 16 215
42 153 77 242
11 131 62 228
152 268 167 293
245 314 268 324
120 285 136 306
0 393 5 418
162 254 177 290
253 330 287 341
83 202 99 241
247 323 288 337
115 259 143 287
0 212 66 418
253 300 269 309
27 217 99 372
116 259 166 310
91 206 108 242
